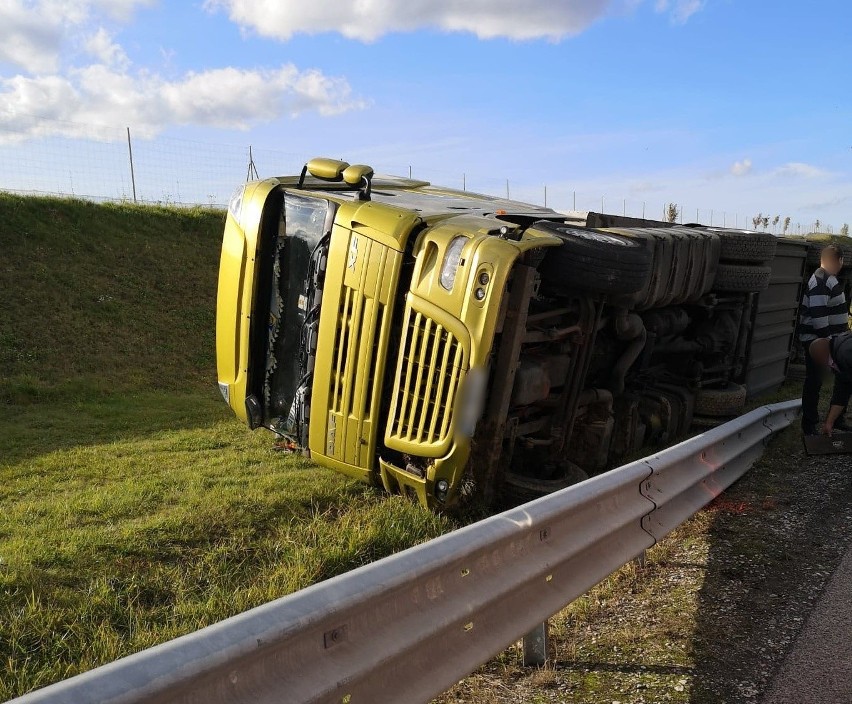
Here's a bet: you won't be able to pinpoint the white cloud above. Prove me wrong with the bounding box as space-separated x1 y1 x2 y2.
653 0 704 23
730 158 752 176
0 0 362 139
0 0 153 73
0 0 65 72
86 0 156 22
774 162 828 179
0 63 364 141
206 0 704 42
84 28 130 68
669 0 703 23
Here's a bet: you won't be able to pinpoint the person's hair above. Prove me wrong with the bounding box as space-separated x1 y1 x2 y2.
821 244 843 262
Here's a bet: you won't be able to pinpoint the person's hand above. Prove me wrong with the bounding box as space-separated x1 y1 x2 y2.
822 420 834 436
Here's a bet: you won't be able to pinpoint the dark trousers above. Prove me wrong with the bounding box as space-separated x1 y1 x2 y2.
802 340 852 430
830 374 852 413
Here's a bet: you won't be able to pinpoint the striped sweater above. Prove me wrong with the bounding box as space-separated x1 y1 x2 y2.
799 267 849 342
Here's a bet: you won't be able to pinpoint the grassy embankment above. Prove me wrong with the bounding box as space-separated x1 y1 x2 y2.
0 194 454 699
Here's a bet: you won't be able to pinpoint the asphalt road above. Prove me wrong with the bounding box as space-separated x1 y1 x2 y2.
761 539 852 703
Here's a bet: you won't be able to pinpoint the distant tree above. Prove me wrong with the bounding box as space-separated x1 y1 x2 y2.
762 216 769 230
666 203 679 223
783 216 791 234
752 213 763 230
772 215 780 232
842 223 849 237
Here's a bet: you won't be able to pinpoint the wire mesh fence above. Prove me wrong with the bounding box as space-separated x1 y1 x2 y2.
0 115 816 233
0 118 311 207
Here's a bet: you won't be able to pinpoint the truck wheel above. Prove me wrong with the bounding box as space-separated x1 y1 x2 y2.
694 383 747 417
502 462 589 505
715 230 777 264
713 264 772 292
537 225 653 295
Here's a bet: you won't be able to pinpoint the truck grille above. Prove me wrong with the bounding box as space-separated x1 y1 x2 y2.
330 285 385 419
386 308 465 454
320 234 399 468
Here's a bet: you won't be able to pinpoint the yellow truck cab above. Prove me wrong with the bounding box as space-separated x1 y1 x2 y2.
217 158 800 509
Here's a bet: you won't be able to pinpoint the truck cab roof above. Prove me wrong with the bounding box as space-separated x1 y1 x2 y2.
276 173 565 225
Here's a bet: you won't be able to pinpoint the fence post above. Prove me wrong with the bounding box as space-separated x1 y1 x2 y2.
126 127 137 203
522 621 549 666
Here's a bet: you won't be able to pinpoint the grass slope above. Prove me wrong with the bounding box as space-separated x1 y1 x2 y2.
0 194 456 699
0 194 223 400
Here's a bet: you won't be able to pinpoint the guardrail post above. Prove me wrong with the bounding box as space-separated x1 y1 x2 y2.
522 621 549 666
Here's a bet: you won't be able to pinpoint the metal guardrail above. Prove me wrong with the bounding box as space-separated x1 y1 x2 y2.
10 399 800 704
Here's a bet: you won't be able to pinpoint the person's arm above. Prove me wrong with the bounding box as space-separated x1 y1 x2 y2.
799 277 817 340
823 404 845 435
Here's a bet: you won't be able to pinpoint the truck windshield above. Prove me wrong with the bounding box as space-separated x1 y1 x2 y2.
264 193 330 431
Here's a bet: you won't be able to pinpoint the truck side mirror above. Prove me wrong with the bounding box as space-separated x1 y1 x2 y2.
343 164 374 201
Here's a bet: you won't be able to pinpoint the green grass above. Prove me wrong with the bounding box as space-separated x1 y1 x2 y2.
0 193 224 400
0 394 455 698
0 194 456 699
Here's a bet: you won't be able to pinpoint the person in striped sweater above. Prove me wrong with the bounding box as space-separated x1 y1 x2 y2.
799 245 850 434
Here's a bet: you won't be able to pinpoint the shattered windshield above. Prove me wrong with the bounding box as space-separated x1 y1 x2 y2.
264 194 330 432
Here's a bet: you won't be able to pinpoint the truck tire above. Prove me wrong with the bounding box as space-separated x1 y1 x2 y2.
713 264 772 292
715 230 777 264
502 462 589 505
694 383 747 417
537 225 653 295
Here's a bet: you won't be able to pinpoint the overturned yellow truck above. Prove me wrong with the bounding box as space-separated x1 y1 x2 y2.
216 158 805 509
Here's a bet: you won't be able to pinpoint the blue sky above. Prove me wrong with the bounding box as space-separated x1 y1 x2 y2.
1 1 850 230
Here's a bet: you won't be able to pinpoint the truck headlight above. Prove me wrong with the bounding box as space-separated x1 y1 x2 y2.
440 236 467 290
